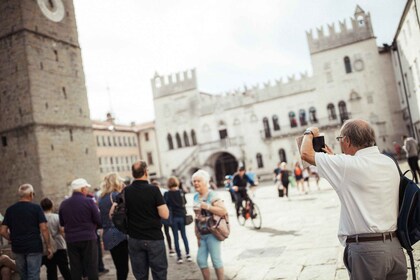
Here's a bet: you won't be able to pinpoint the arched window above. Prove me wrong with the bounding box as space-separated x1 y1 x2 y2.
278 149 287 163
176 133 182 148
183 131 190 147
344 56 352 73
309 107 318 123
289 111 297 128
218 121 228 139
327 103 337 120
256 153 264 168
263 117 271 138
338 101 349 123
272 115 280 131
299 109 307 126
167 134 174 150
191 130 197 145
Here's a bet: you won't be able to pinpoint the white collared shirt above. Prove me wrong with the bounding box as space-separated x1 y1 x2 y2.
315 146 399 246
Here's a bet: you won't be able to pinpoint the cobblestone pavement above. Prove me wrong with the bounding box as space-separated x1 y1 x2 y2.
42 161 419 279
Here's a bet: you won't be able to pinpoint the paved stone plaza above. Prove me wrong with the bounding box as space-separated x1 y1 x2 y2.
40 162 420 279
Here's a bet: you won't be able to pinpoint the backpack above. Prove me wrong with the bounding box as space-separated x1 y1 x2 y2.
111 189 128 234
388 155 420 280
194 192 230 241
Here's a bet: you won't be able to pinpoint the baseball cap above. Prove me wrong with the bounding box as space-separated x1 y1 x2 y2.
71 178 91 190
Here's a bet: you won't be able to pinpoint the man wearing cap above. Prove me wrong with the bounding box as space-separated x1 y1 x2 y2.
0 184 53 280
59 178 102 280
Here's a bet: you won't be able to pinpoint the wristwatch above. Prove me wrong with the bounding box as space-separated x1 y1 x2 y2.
304 129 314 136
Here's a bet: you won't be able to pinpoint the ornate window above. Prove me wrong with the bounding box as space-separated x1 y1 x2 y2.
327 103 337 120
344 56 352 73
309 107 318 123
272 115 280 131
338 101 349 123
299 109 307 126
191 130 197 145
256 153 264 168
263 117 271 138
289 111 297 128
167 134 174 150
176 133 182 148
183 131 190 147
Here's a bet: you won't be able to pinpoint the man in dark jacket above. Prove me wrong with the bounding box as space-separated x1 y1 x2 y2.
59 178 101 280
233 166 255 217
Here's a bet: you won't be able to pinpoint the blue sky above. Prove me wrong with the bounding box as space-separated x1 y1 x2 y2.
73 0 407 124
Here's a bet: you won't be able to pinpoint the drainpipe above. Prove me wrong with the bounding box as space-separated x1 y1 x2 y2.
393 42 416 138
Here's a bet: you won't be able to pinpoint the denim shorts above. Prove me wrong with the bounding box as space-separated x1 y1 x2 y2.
197 234 223 269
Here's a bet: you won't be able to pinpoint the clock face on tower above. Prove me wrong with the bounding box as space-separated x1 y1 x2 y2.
37 0 65 22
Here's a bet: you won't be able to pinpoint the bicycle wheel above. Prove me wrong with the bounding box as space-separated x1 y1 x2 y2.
237 206 246 226
250 203 262 229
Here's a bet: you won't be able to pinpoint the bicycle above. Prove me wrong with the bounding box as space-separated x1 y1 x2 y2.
237 194 262 229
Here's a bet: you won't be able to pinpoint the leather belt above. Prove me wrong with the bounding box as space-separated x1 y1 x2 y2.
346 232 397 244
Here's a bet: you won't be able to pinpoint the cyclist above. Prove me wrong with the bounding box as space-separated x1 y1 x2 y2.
232 166 256 217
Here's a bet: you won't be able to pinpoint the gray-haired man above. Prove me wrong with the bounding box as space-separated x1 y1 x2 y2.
301 119 407 279
0 184 53 280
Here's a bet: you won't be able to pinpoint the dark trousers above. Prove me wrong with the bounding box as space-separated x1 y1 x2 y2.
171 216 190 258
163 225 172 251
67 240 98 280
110 240 129 280
407 156 420 183
128 238 167 280
235 193 246 216
97 233 106 272
42 249 72 280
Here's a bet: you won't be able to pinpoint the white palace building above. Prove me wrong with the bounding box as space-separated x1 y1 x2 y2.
150 6 407 185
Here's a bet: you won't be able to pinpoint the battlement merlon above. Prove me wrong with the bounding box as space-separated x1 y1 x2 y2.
151 69 198 99
306 6 375 55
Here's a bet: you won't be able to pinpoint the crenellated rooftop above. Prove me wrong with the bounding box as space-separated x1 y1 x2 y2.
306 5 375 54
151 69 197 98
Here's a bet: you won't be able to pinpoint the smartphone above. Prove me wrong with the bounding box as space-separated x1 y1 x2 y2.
313 136 326 153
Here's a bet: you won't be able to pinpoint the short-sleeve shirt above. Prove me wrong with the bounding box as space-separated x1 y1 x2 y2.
45 213 66 250
125 180 166 240
315 146 399 245
3 202 47 254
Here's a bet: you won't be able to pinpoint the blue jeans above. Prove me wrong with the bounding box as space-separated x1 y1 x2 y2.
171 216 190 258
128 238 167 280
14 252 43 280
197 234 223 269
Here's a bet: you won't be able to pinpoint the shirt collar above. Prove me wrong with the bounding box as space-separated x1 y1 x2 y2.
354 146 379 156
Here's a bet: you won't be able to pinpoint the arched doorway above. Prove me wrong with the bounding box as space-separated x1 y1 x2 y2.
214 153 238 186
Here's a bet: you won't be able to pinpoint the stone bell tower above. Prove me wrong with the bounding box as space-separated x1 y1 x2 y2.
0 0 100 210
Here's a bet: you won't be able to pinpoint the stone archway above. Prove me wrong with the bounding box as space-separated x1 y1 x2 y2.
214 152 238 186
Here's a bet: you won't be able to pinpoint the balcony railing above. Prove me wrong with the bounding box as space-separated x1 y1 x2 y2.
260 115 350 141
199 136 244 151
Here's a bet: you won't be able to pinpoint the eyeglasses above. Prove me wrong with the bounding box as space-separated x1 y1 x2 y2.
336 136 344 142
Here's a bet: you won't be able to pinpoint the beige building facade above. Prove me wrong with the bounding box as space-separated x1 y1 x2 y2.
92 115 161 181
152 6 405 186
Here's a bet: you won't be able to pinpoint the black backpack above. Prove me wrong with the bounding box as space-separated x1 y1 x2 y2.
111 189 128 234
388 155 420 280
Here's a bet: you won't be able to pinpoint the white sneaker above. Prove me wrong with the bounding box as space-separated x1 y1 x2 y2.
169 250 176 257
186 255 192 262
177 258 184 264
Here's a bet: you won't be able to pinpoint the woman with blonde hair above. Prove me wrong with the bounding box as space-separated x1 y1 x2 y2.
98 173 129 280
192 170 227 280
